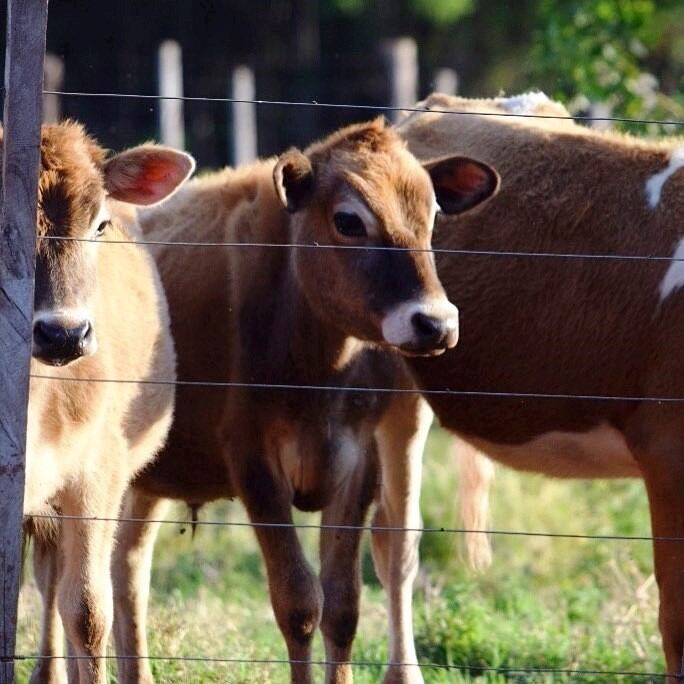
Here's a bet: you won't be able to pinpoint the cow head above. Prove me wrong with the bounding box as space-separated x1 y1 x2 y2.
32 122 194 366
273 118 499 356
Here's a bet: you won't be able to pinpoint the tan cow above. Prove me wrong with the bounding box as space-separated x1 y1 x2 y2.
398 92 684 676
20 121 194 684
109 118 499 684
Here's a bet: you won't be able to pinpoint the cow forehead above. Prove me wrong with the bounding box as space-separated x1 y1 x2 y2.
38 132 105 239
334 150 434 229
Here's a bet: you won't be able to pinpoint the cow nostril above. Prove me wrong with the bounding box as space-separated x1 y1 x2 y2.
411 312 444 340
79 321 92 343
34 320 64 347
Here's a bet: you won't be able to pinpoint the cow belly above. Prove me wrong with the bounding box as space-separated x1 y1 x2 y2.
459 423 640 478
280 428 362 511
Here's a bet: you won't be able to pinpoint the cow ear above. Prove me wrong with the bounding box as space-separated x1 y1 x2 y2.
104 145 195 206
425 156 500 215
273 148 314 212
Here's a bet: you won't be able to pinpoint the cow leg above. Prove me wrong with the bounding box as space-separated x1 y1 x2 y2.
319 443 378 684
58 483 124 684
232 450 322 684
371 393 432 684
628 404 684 679
112 488 169 684
30 530 67 684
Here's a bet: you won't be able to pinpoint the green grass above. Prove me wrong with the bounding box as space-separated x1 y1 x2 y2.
16 428 662 682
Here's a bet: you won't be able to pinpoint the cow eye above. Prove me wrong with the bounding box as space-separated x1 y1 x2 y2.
333 211 366 238
95 220 110 237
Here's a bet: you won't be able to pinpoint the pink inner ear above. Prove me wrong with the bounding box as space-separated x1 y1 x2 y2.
106 150 193 206
448 163 490 193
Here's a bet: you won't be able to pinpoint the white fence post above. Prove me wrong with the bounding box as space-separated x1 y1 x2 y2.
382 37 418 123
0 1 48 681
43 53 64 123
230 65 257 166
588 102 613 131
434 67 459 96
157 40 185 149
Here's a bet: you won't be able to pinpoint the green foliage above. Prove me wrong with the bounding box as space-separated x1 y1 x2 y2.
531 0 684 133
409 0 474 25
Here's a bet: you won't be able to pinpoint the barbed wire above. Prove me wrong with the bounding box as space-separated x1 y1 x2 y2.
43 89 684 127
28 373 684 403
27 511 670 543
10 652 673 679
37 234 684 263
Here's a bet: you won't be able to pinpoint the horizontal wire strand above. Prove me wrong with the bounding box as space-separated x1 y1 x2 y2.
37 234 684 263
16 88 680 680
41 89 684 127
27 511 669 543
28 373 684 403
10 653 671 678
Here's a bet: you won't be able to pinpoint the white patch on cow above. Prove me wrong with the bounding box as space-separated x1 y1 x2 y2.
333 192 379 238
463 423 639 479
428 194 439 233
333 428 361 487
645 147 684 209
33 308 92 328
659 238 684 302
498 91 550 115
381 298 459 348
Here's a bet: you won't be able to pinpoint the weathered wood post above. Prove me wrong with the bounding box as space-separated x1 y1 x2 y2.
230 65 257 166
0 1 49 682
43 53 64 124
382 37 418 123
157 40 185 149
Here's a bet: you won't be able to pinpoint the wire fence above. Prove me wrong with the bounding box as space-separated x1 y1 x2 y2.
18 89 684 681
7 653 679 681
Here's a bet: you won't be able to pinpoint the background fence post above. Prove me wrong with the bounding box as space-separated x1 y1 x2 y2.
157 40 185 149
433 67 459 96
0 1 48 681
588 101 614 131
230 65 257 166
382 37 418 123
42 53 64 124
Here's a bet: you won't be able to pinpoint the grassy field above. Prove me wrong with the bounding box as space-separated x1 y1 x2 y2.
16 428 662 683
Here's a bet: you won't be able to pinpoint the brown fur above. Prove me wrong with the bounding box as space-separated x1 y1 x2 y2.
111 119 486 684
20 122 192 684
399 93 684 675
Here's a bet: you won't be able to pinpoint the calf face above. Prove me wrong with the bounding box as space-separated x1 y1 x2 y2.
32 124 194 366
273 119 499 356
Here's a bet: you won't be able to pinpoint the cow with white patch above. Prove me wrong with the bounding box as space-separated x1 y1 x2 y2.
21 122 193 684
398 92 684 676
110 118 500 684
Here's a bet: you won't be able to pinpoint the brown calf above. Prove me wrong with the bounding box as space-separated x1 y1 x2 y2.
398 92 684 676
21 122 193 684
110 118 499 684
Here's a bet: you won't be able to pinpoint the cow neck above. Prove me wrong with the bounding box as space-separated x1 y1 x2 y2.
278 259 365 385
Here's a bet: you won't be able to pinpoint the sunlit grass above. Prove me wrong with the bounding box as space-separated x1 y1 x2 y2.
16 427 662 682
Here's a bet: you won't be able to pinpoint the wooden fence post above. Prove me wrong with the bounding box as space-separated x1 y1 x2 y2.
230 65 257 166
434 68 459 96
382 37 418 123
157 40 185 149
43 53 64 123
0 1 48 682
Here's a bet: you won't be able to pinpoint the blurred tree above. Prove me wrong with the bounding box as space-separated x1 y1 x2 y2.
530 0 684 133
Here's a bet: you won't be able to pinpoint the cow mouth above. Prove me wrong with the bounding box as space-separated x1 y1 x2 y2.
397 343 449 358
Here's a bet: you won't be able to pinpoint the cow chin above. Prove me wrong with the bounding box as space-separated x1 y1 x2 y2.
397 343 449 358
